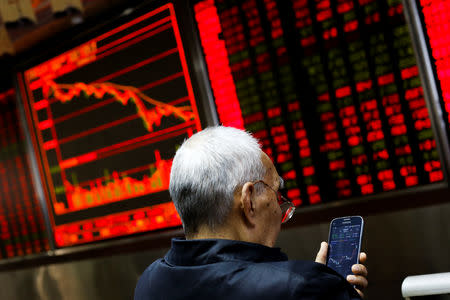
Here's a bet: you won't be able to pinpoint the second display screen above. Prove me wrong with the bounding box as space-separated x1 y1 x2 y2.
194 0 445 206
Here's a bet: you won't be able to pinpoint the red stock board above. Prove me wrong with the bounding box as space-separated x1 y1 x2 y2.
194 0 444 206
0 89 50 258
18 4 203 247
417 0 450 135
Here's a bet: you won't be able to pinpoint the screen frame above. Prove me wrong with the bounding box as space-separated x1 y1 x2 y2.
9 0 218 260
326 216 364 276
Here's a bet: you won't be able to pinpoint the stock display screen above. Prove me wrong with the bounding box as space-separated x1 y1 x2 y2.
194 0 445 206
416 0 450 135
18 4 203 247
0 89 49 259
328 222 362 278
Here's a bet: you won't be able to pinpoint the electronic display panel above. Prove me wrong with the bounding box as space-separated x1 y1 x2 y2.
18 3 204 248
0 89 50 258
413 0 450 146
193 0 446 207
328 223 362 277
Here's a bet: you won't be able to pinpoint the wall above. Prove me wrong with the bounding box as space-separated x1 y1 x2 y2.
0 201 449 300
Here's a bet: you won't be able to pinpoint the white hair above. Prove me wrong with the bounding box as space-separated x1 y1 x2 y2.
169 126 265 236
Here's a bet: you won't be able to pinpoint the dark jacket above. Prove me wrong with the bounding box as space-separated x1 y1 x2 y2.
134 238 361 300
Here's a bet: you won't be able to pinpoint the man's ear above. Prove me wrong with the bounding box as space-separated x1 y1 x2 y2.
240 182 257 226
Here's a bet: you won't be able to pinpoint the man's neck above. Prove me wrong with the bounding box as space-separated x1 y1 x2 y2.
188 226 239 241
187 224 268 246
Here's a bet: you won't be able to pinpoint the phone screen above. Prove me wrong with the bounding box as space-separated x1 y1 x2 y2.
326 216 363 278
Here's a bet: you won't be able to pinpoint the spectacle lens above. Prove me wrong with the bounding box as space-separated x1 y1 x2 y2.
280 201 295 224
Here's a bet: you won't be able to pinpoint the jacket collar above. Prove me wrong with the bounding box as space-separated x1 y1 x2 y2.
165 238 288 266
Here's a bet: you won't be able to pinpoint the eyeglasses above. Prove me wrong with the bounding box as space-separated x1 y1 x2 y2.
253 180 296 224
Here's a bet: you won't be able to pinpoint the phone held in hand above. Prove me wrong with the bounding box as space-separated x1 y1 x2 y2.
326 216 364 278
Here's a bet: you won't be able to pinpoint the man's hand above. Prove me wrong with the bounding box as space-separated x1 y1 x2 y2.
315 242 368 298
315 241 328 264
347 252 368 298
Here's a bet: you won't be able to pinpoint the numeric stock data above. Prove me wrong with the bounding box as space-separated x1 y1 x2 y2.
19 4 203 247
0 90 49 259
194 0 444 207
417 0 450 137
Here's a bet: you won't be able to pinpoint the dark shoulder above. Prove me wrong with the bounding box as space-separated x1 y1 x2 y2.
251 260 361 300
135 257 360 300
134 259 165 300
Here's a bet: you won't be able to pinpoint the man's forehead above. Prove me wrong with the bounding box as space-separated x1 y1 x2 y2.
261 152 275 169
260 152 282 186
261 153 274 174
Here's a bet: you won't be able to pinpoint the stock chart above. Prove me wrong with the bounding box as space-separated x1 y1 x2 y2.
0 90 49 258
194 0 444 206
19 4 203 247
328 223 362 277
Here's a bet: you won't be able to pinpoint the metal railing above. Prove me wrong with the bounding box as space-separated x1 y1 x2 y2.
402 272 450 299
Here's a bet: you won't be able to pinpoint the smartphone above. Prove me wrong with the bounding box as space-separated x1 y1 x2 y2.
326 216 364 278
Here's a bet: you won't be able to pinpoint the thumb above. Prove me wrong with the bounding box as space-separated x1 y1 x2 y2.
315 242 328 264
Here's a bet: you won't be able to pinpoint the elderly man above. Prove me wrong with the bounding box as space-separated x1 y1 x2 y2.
135 126 368 300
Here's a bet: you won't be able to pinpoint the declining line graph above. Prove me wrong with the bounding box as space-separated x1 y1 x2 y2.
41 70 195 208
328 245 358 267
43 79 196 132
328 224 361 277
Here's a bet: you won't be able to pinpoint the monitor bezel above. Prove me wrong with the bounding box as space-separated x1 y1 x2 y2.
11 0 218 256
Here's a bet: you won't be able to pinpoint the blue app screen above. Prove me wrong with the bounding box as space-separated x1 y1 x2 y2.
327 224 361 278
